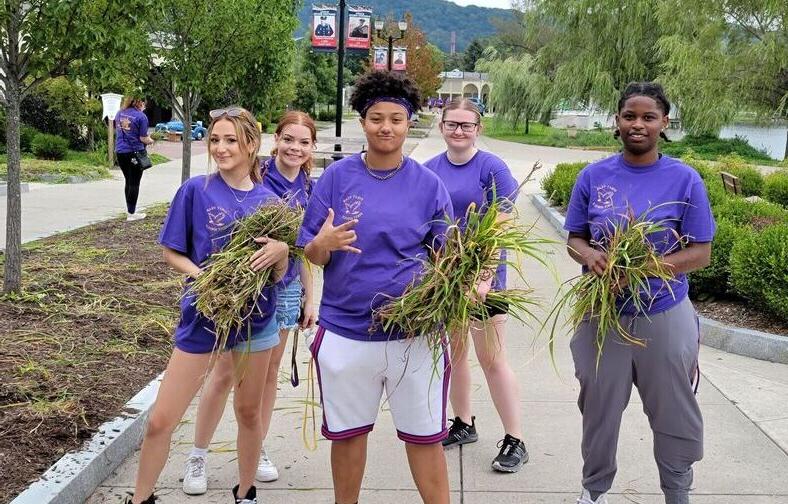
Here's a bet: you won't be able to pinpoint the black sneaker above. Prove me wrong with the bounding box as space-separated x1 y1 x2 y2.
492 434 529 473
233 484 257 504
123 493 157 504
442 416 478 448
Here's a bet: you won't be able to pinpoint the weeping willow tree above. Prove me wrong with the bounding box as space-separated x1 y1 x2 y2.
656 0 787 140
525 0 663 114
476 48 549 133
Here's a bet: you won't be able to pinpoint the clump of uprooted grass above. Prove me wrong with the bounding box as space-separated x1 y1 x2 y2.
545 205 683 368
190 201 304 351
373 163 556 367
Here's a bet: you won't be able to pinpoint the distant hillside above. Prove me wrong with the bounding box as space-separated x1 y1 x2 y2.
298 0 515 52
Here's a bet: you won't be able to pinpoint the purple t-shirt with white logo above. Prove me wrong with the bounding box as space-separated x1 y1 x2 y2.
296 154 454 341
564 153 716 315
159 174 280 353
425 150 519 290
115 107 149 153
262 157 312 286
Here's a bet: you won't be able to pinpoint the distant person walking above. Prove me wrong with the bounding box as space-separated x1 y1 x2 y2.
114 97 154 221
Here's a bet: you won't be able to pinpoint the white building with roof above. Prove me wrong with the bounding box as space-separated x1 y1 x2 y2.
436 69 492 105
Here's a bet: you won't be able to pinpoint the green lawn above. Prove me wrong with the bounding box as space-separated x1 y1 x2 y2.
0 150 170 183
482 117 786 167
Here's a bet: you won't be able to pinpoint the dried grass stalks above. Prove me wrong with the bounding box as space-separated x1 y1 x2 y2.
190 201 304 351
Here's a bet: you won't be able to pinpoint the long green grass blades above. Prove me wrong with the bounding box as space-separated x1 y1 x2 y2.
189 201 304 352
545 204 684 369
374 162 556 369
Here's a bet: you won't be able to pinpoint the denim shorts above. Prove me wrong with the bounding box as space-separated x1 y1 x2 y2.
276 278 303 330
234 316 280 353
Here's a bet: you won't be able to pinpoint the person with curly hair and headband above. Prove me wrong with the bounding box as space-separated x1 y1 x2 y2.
297 71 454 504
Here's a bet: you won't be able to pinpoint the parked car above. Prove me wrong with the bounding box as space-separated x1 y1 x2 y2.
467 97 486 115
153 120 207 140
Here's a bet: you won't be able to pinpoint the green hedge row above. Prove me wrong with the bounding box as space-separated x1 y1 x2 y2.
541 155 788 322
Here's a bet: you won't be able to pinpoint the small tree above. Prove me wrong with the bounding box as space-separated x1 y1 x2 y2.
0 0 153 293
462 38 485 72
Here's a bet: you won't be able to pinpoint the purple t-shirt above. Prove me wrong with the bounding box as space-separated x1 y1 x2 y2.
262 157 312 286
425 150 519 290
115 108 149 153
564 153 716 315
296 154 454 341
159 174 280 353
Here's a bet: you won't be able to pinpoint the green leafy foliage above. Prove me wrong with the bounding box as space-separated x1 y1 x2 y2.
661 135 774 163
689 219 750 297
541 162 587 207
717 154 765 196
714 197 787 228
20 126 40 153
729 223 788 321
764 171 788 207
31 134 69 160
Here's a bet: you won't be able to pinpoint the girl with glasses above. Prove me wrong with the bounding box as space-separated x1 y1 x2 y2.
424 98 528 473
125 106 289 504
297 71 454 504
181 111 319 495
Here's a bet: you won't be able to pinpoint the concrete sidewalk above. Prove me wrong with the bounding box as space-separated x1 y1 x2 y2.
48 125 788 502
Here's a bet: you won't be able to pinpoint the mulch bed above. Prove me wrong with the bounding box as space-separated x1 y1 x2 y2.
0 206 179 503
694 298 788 336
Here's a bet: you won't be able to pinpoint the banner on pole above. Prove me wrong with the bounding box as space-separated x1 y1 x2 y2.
311 5 338 49
373 46 388 70
392 47 407 71
346 6 371 50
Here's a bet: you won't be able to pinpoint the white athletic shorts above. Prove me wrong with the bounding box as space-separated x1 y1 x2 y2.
310 326 450 444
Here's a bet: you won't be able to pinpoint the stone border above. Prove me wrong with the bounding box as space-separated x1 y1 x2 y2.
530 193 788 364
0 183 29 196
10 373 163 504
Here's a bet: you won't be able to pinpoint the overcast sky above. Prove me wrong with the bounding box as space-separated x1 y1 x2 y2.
449 0 514 9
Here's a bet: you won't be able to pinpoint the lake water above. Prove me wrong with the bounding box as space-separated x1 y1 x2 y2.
719 124 787 160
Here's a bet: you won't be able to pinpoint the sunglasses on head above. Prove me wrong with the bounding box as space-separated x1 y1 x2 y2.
209 107 245 119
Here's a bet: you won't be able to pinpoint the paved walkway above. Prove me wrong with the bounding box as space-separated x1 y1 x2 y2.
12 121 788 502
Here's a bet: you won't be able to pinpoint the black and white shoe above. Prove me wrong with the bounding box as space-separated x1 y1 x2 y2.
233 484 257 504
442 416 478 448
491 434 529 473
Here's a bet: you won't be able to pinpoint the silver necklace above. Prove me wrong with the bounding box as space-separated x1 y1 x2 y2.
362 153 404 181
223 178 252 204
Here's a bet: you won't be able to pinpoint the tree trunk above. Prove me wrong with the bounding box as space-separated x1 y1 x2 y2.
539 108 552 126
181 91 192 183
525 116 530 135
784 128 787 161
4 84 23 293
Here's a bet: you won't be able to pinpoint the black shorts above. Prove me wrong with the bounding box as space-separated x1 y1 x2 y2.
470 299 509 321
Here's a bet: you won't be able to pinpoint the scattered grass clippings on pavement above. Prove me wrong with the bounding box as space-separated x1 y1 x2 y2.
0 204 179 502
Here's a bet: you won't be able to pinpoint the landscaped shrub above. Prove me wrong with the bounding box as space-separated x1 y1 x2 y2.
717 154 764 196
689 218 750 298
541 161 587 207
20 125 39 152
729 223 788 322
316 110 335 122
661 135 772 163
714 198 788 228
763 171 788 207
684 155 728 207
31 133 69 160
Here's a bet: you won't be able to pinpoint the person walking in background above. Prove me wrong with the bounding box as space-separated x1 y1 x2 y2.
115 97 154 221
425 98 528 473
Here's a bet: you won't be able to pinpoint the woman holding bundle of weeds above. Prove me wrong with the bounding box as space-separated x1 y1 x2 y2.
563 82 715 504
181 111 318 495
297 71 454 504
424 98 528 473
125 107 289 504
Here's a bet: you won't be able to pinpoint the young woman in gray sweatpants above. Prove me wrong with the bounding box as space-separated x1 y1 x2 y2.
563 82 716 504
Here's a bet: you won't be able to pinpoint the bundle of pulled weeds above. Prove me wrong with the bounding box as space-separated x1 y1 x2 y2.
545 205 682 368
373 163 555 363
190 201 304 351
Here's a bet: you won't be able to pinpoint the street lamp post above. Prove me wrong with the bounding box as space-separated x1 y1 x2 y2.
374 19 407 71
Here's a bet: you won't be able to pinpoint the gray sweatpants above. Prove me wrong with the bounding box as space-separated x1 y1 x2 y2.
570 297 703 503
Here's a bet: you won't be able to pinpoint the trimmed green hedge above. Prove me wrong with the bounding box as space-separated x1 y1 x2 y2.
541 162 586 207
729 223 788 321
717 154 764 196
688 219 751 297
764 171 788 207
31 133 69 160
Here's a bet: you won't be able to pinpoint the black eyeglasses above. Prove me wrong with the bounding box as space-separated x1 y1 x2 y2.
442 120 478 133
209 107 244 119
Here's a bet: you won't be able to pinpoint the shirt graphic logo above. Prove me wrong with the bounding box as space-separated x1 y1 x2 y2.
593 185 617 209
118 116 133 133
206 206 230 232
342 194 363 221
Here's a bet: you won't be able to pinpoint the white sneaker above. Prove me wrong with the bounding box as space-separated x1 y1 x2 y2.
182 455 208 495
126 212 147 221
577 488 608 504
255 447 279 482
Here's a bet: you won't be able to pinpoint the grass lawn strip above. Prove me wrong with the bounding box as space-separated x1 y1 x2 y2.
0 204 178 502
0 151 169 183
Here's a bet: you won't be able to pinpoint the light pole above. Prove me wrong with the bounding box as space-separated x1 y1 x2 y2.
374 19 407 71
